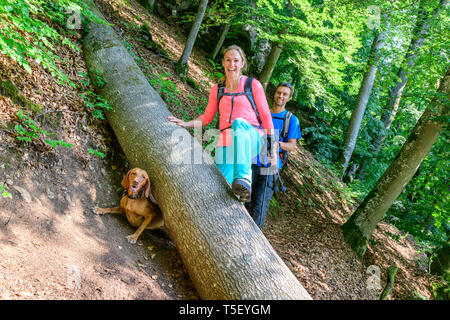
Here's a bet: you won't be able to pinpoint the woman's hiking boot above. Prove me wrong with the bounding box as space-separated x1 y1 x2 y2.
231 178 251 202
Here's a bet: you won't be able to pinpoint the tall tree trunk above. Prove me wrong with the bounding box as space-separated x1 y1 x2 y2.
259 33 286 91
83 0 312 300
258 0 294 90
210 19 232 61
342 67 449 258
362 0 447 171
337 30 384 177
175 0 209 80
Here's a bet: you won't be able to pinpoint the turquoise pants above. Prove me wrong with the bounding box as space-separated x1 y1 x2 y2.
215 118 263 185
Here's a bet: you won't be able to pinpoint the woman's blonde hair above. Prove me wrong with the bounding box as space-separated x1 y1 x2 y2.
220 45 248 83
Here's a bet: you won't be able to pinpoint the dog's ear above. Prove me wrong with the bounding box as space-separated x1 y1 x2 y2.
144 177 151 199
121 170 131 190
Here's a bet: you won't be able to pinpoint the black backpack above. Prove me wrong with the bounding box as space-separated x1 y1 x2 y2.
215 77 262 131
272 111 293 172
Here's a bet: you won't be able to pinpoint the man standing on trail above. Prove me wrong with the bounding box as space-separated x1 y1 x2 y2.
248 82 302 229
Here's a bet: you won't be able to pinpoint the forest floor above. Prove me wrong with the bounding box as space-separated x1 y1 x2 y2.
0 0 441 300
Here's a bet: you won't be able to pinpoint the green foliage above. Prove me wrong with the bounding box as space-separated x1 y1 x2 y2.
80 91 112 120
412 291 428 300
248 0 365 95
14 109 50 143
279 0 449 252
431 280 450 300
88 69 106 88
0 0 103 87
385 132 449 247
14 110 73 149
0 184 12 198
46 139 73 149
77 71 112 120
179 0 235 31
121 38 202 122
206 59 225 82
269 197 281 218
88 148 106 159
148 72 182 107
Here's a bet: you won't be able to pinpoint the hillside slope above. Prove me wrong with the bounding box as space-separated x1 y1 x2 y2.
0 0 437 299
264 146 435 299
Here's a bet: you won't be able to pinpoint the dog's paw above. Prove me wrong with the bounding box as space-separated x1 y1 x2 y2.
126 235 137 244
95 207 106 215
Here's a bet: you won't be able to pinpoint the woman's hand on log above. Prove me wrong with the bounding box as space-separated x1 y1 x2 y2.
167 116 188 127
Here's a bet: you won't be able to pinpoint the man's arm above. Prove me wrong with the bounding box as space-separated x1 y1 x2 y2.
279 138 297 152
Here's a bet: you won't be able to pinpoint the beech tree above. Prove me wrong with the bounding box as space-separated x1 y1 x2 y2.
210 17 233 61
342 67 449 258
258 0 294 90
175 0 209 80
357 0 448 178
337 29 385 177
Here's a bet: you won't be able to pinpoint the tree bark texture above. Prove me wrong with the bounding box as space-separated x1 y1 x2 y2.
258 0 294 90
337 31 385 177
342 67 449 258
175 0 208 80
259 38 284 91
210 19 232 61
83 1 311 300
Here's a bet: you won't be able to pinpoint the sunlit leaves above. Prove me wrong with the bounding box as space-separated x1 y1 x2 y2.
0 0 100 87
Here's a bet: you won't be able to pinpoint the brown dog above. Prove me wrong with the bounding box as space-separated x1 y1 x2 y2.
96 168 164 244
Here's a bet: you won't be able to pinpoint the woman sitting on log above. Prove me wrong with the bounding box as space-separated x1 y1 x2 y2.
168 44 275 202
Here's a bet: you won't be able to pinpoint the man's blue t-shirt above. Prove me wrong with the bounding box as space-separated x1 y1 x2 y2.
255 110 301 169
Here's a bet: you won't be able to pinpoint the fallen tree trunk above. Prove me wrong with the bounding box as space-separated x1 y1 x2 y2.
83 1 311 300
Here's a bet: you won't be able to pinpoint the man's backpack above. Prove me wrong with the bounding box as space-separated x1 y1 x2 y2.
272 111 293 172
215 77 262 131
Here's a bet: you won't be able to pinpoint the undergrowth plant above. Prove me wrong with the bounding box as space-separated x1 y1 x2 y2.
88 148 106 159
122 38 203 123
14 109 73 149
148 72 183 109
205 59 224 82
0 184 12 198
269 197 281 218
78 71 112 120
0 0 102 87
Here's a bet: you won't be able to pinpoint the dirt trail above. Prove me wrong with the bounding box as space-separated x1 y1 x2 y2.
0 108 198 300
0 0 198 299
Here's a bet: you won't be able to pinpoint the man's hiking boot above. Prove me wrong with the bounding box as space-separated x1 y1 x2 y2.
231 178 251 203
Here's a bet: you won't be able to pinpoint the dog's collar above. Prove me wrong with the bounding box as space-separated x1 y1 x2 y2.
124 189 144 200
